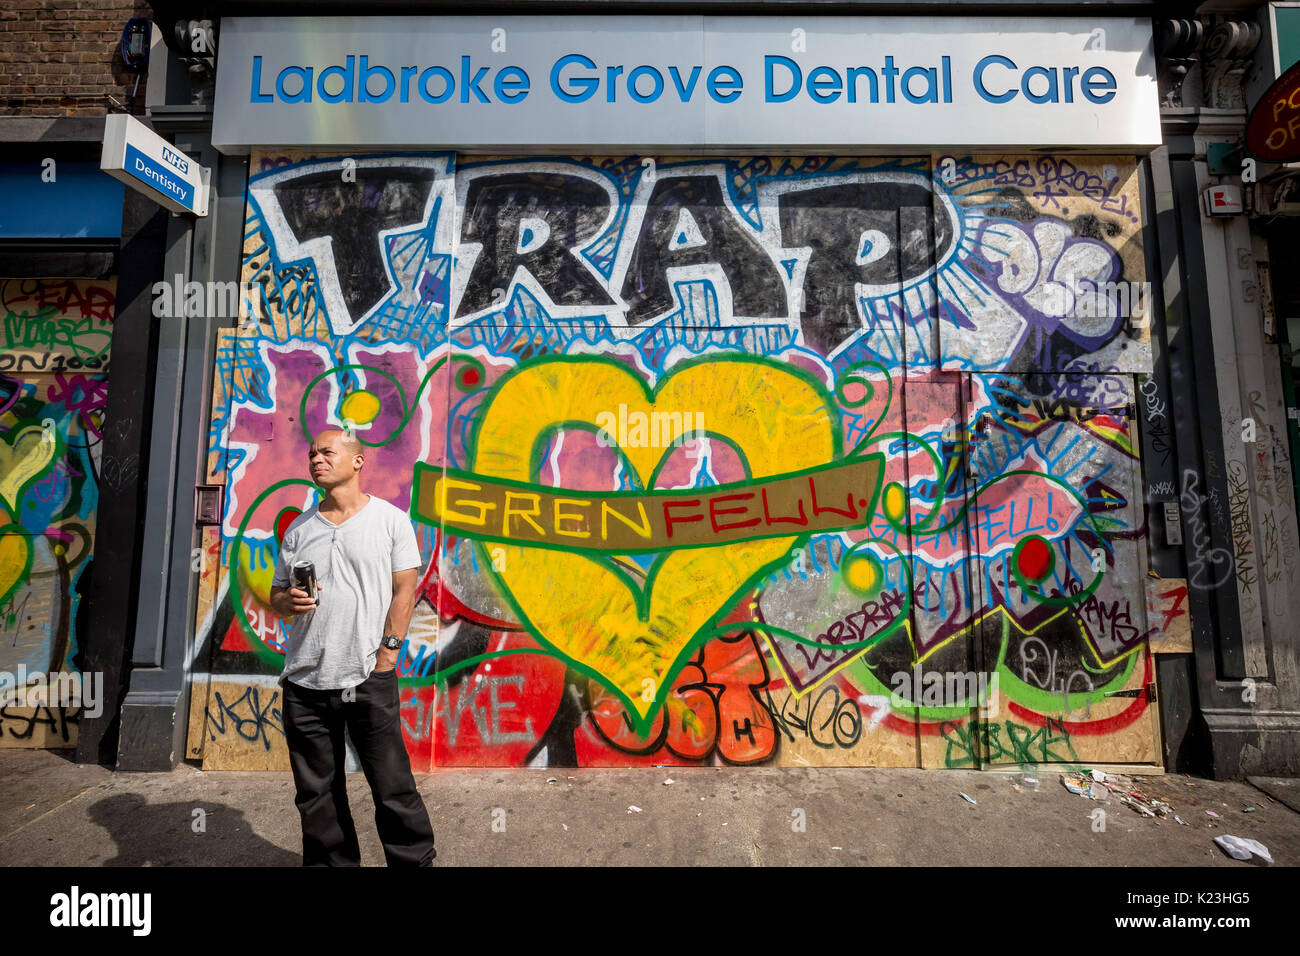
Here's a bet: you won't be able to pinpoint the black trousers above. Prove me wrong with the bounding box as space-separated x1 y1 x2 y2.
282 669 435 866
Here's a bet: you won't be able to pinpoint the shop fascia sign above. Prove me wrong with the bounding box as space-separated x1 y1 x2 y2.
1246 58 1300 161
101 114 209 216
212 15 1161 152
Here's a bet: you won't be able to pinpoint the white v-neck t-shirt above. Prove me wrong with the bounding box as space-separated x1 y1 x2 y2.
271 494 422 690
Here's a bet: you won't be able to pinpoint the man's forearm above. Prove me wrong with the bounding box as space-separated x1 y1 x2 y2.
382 588 416 641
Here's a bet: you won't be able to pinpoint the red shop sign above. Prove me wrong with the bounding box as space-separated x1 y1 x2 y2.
1246 58 1300 161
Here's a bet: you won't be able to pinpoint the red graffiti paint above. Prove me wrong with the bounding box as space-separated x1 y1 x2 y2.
416 532 521 630
274 507 301 543
430 630 566 767
190 154 1168 771
1016 536 1052 581
1158 584 1188 632
580 629 775 766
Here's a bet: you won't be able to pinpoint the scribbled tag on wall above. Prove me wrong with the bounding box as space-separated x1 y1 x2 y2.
0 278 115 376
0 277 115 749
1146 577 1192 654
937 155 1148 374
191 152 1163 771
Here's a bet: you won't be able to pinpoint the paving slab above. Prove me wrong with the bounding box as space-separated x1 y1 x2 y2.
1248 776 1300 815
1 751 1297 866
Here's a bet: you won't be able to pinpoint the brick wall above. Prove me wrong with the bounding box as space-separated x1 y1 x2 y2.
0 0 155 116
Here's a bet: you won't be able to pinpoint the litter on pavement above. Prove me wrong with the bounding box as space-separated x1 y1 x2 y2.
1061 771 1172 817
1061 774 1092 796
1213 835 1272 864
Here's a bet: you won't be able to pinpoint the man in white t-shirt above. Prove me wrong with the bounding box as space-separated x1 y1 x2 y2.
269 428 435 867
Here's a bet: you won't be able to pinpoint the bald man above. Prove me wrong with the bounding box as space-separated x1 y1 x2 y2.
269 428 435 866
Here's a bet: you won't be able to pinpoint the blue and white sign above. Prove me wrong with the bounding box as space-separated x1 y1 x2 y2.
212 15 1160 152
101 114 208 216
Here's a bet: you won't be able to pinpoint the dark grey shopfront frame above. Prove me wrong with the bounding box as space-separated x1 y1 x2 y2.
116 106 248 770
120 0 1237 774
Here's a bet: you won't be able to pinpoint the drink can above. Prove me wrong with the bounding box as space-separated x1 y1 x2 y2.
293 561 319 605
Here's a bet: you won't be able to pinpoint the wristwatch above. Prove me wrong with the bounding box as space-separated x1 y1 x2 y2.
381 634 403 650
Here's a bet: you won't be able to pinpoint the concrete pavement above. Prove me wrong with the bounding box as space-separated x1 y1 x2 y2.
1 749 1298 866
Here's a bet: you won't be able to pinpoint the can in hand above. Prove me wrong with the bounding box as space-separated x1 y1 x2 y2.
292 560 319 607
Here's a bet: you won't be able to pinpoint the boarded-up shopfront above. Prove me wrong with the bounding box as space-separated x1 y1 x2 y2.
186 15 1178 770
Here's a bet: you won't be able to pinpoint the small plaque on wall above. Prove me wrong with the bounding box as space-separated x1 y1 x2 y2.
195 485 223 525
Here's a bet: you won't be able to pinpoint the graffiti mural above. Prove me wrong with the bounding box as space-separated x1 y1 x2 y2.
187 153 1160 770
0 278 113 747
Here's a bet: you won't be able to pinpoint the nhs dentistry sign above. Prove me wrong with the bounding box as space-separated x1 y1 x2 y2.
211 15 1160 152
101 114 209 216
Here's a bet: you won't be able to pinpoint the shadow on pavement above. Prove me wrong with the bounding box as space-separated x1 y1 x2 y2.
86 793 300 866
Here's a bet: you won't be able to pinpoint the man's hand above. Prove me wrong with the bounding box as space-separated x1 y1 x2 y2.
374 644 400 673
269 584 320 618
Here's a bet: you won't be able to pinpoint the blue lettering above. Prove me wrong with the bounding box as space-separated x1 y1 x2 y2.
846 66 878 104
669 65 702 102
399 66 418 103
807 66 842 104
551 53 599 103
419 66 454 104
706 65 742 103
765 55 801 103
1022 65 1057 104
984 502 1008 545
974 54 1017 104
494 65 530 104
461 56 490 104
627 65 664 103
1081 66 1116 104
250 56 273 103
901 66 938 104
276 65 312 104
882 56 899 103
317 55 354 104
360 56 395 104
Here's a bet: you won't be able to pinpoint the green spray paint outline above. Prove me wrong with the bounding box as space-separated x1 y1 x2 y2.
228 477 320 666
841 603 1138 722
413 453 885 557
441 352 865 735
296 353 486 446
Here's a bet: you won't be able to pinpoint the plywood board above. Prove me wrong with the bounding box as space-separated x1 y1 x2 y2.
196 680 291 771
1146 577 1193 654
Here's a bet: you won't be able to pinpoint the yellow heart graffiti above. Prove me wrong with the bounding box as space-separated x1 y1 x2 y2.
0 526 31 611
0 424 58 609
471 355 839 728
0 425 57 514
